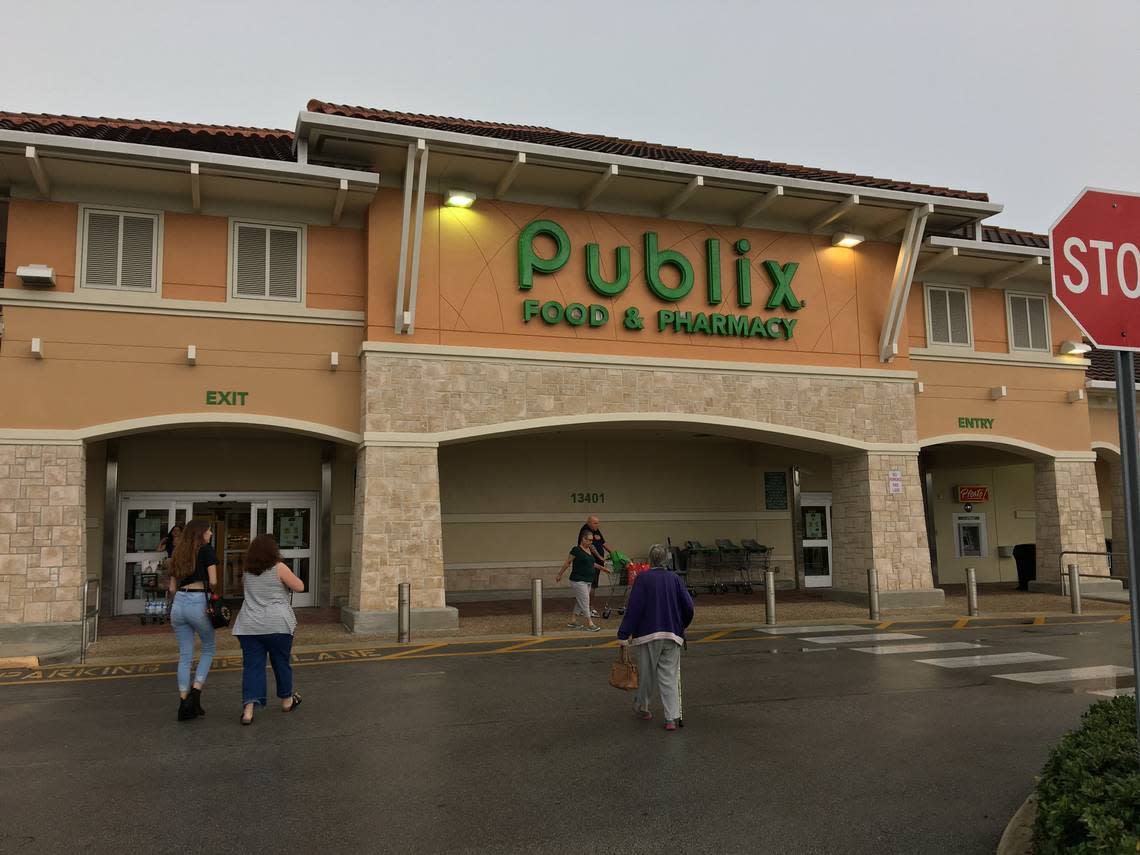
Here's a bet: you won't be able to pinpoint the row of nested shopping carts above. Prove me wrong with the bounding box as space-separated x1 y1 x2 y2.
675 539 773 595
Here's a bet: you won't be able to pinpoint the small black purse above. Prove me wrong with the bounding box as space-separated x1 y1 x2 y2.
204 580 231 629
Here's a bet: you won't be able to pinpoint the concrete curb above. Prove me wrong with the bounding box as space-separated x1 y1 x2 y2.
995 793 1035 855
0 656 40 669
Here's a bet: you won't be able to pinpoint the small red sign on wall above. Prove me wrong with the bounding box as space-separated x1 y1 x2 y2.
956 485 990 503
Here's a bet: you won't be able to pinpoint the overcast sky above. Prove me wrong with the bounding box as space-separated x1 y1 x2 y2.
2 0 1138 232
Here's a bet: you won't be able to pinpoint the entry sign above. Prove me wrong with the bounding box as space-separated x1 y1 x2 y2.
1052 187 1140 762
1050 188 1140 349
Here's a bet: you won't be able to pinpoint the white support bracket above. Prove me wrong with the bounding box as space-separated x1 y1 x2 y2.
186 345 197 366
31 338 44 359
404 143 431 335
331 178 348 225
808 194 859 233
915 246 958 277
190 163 201 212
1066 389 1086 404
393 140 424 334
25 146 50 197
494 152 526 199
662 175 703 217
984 256 1043 288
991 386 1008 400
580 164 618 210
877 205 931 362
735 185 784 227
877 203 933 240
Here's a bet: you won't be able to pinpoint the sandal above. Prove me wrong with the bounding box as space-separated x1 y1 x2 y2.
240 712 253 726
283 693 302 712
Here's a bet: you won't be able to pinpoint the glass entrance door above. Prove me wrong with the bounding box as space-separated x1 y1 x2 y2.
117 500 189 615
801 492 833 588
252 499 316 608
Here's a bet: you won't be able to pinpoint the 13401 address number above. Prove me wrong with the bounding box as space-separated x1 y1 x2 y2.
570 492 605 504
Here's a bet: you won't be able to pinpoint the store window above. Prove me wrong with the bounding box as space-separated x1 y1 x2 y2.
924 285 972 347
79 207 160 291
230 220 304 302
953 513 988 559
1006 292 1051 352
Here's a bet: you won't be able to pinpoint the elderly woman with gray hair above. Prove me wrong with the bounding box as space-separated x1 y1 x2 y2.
616 543 694 731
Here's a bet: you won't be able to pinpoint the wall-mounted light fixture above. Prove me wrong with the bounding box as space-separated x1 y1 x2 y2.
990 386 1008 400
444 189 476 209
1059 340 1092 356
330 351 340 371
17 265 56 287
831 232 865 248
1067 389 1086 404
31 337 44 359
187 345 197 366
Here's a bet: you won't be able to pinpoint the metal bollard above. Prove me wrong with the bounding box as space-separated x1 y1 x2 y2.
764 569 777 626
1067 564 1082 615
531 578 543 637
867 567 880 622
398 582 411 642
966 567 979 617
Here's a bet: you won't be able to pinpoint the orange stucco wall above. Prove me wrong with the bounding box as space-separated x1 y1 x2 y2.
308 225 366 312
164 213 228 301
3 199 78 292
366 190 904 371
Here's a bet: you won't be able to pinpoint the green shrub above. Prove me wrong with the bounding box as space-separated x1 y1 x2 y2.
1034 695 1140 854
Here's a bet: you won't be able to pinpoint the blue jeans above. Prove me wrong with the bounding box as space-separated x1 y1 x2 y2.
170 591 216 694
238 633 294 707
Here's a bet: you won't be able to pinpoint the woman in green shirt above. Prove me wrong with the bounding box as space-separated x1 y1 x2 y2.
556 532 610 632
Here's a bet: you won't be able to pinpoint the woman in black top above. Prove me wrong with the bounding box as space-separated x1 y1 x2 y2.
167 519 219 721
158 523 183 558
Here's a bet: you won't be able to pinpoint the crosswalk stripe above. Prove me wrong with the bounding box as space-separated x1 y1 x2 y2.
995 665 1133 685
916 652 1063 669
756 624 865 635
1089 687 1136 698
851 642 985 655
802 633 925 644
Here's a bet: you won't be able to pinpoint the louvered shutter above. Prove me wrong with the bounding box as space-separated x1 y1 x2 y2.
233 223 301 301
1009 295 1031 349
119 215 156 289
234 224 268 297
947 289 970 344
928 288 950 344
1027 296 1048 350
84 212 121 287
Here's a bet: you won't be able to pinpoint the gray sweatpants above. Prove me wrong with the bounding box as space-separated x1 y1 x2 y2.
634 639 682 722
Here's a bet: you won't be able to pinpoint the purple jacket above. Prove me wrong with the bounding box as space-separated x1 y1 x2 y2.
617 567 694 646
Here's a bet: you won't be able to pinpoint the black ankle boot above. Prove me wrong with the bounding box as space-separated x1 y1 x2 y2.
177 696 198 721
190 687 205 717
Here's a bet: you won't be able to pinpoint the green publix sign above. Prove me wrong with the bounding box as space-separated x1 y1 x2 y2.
517 219 803 341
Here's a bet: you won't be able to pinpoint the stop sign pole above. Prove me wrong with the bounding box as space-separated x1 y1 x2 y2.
1050 187 1140 759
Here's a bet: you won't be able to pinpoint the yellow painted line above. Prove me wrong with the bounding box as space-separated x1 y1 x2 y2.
381 642 447 660
875 621 893 631
493 638 549 654
695 630 731 643
952 618 970 629
1117 614 1132 623
1033 616 1046 626
0 656 39 669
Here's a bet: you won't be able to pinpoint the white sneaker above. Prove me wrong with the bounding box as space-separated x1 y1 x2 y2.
590 609 599 617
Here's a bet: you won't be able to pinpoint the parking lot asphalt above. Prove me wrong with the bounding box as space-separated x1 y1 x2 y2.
0 617 1133 854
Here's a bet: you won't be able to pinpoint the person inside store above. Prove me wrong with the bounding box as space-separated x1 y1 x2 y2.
232 533 305 726
579 515 613 617
556 531 610 632
158 523 184 558
617 543 694 731
167 519 218 722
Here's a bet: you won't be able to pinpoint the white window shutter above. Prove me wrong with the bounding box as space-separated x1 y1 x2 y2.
1027 297 1048 350
929 288 950 344
235 224 268 297
947 289 970 344
84 212 121 287
267 228 299 300
1010 295 1031 349
119 215 155 289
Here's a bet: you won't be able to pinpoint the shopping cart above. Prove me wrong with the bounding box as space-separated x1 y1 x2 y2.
682 541 722 594
714 539 749 593
740 539 772 592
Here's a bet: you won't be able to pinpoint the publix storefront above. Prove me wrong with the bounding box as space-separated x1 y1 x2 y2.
0 101 1126 652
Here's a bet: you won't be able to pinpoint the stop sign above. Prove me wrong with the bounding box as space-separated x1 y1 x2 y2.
1050 188 1140 350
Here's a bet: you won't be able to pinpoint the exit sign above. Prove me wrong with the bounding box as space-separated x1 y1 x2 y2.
206 391 248 406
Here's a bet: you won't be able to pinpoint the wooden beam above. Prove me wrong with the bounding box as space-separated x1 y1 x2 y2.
915 246 959 276
24 146 50 197
735 185 784 227
494 152 526 199
662 175 703 217
190 163 201 212
808 194 859 233
580 164 618 210
984 256 1043 288
878 204 933 240
331 178 348 225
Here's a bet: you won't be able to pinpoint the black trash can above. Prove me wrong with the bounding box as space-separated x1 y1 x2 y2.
1013 543 1036 591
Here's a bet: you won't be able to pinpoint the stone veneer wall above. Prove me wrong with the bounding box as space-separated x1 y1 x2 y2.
0 444 86 626
1034 459 1109 580
830 452 934 594
1109 459 1129 574
362 353 919 444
